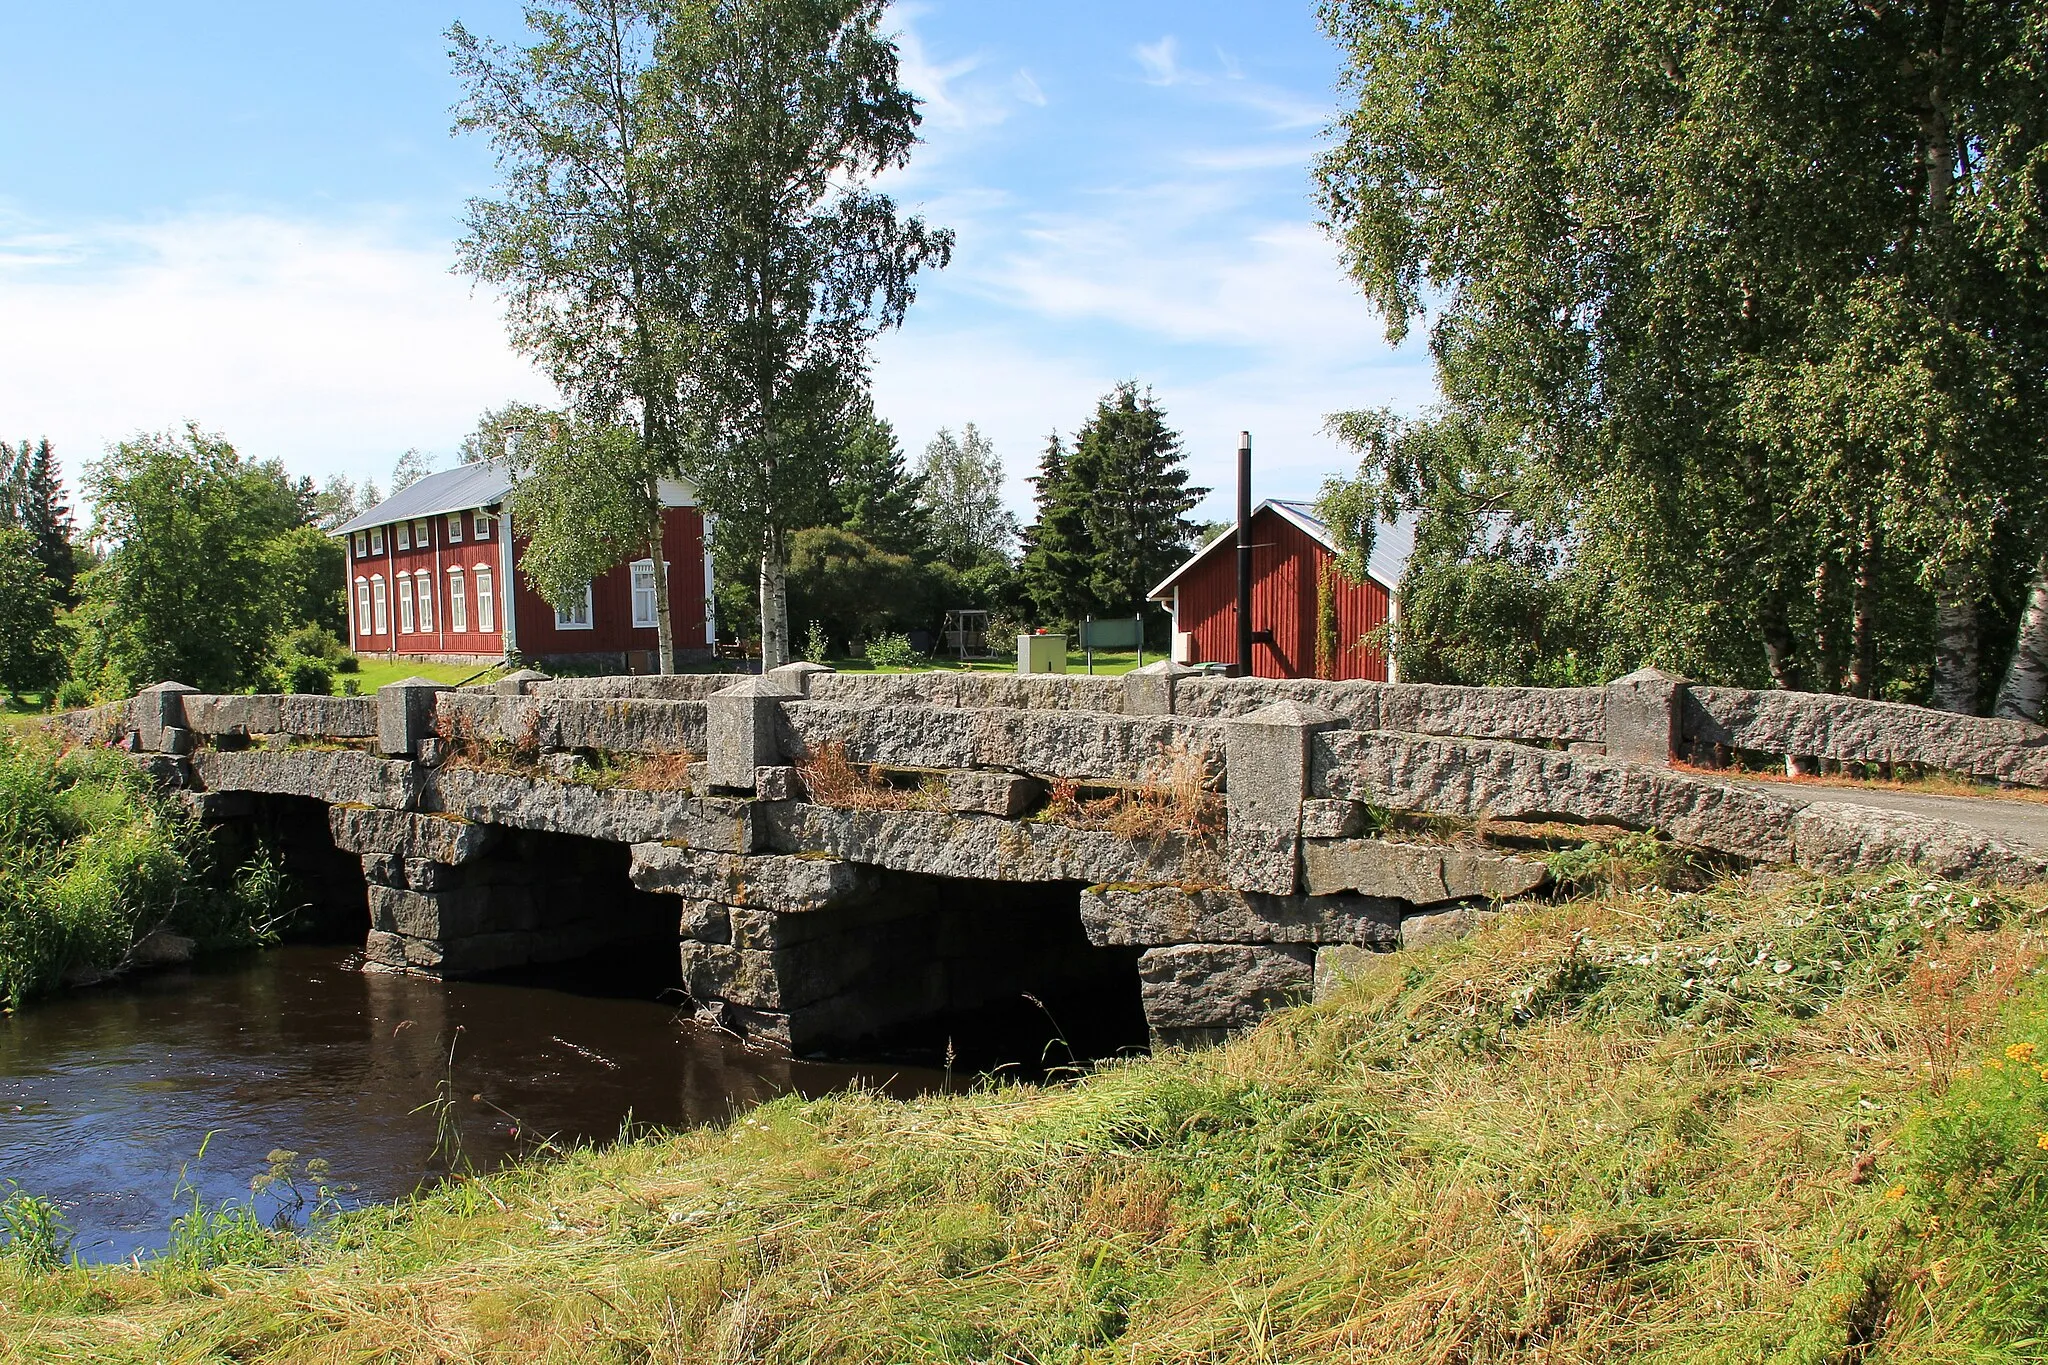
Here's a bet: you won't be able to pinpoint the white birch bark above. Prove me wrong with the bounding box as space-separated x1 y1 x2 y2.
758 539 790 671
1931 567 1981 714
1994 550 2048 722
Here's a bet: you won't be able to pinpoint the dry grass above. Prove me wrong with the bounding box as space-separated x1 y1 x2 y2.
795 739 944 811
6 873 2048 1362
1040 742 1224 841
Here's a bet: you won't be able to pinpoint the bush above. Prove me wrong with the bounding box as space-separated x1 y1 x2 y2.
51 678 93 711
266 653 335 696
802 619 832 665
863 633 924 669
0 731 282 1008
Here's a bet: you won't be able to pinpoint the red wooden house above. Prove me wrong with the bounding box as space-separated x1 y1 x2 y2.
332 458 715 671
1147 499 1408 682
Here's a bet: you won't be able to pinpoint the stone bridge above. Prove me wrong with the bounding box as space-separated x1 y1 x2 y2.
67 663 2048 1055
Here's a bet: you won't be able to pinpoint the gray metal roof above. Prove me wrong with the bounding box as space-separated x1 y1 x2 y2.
332 459 513 536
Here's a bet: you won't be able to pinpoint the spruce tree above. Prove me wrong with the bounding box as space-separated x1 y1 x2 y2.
1019 431 1099 627
833 414 931 559
1068 383 1204 623
3 440 77 604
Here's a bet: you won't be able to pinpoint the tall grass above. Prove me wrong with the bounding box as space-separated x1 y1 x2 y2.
0 728 283 1009
1 870 2043 1360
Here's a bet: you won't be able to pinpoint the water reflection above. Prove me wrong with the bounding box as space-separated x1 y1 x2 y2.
0 945 938 1261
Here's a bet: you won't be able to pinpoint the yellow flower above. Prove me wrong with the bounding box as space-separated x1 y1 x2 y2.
2037 1132 2048 1151
1884 1184 1907 1201
1986 1059 2006 1072
2009 1042 2040 1064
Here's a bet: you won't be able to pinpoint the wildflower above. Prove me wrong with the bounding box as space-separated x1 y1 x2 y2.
1884 1184 1907 1201
1986 1058 2005 1072
2038 1132 2048 1151
2009 1042 2040 1064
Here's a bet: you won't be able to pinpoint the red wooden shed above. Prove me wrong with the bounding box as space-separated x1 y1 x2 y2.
1147 500 1406 682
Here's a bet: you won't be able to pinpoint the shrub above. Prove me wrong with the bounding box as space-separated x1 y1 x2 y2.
802 618 832 665
864 632 924 669
51 678 92 711
263 653 335 696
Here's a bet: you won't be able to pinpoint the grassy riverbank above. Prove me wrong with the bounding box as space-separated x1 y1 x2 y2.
0 729 281 1009
4 870 2045 1362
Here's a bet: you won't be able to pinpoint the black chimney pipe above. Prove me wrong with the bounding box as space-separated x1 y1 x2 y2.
1235 430 1253 678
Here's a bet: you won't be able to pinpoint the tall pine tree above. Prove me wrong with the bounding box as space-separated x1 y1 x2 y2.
1019 431 1098 627
831 413 931 558
2 440 77 604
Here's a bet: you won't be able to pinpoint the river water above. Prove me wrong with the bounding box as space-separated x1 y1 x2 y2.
0 945 940 1262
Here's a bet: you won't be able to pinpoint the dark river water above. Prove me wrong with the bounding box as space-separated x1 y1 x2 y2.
0 945 941 1262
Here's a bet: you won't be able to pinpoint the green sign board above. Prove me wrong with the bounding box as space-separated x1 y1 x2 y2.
1079 616 1143 650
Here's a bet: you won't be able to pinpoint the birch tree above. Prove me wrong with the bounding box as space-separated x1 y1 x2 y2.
451 0 692 671
654 0 951 669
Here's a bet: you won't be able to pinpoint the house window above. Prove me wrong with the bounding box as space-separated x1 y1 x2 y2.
448 568 467 633
555 582 593 630
353 532 366 557
369 526 384 555
473 509 491 539
354 577 371 636
371 576 388 635
414 570 434 632
447 513 464 544
413 519 431 547
398 575 416 633
396 521 410 551
474 566 495 633
631 560 663 629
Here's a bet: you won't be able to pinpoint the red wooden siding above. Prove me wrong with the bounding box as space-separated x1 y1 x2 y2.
347 508 505 656
1173 508 1390 681
512 506 708 657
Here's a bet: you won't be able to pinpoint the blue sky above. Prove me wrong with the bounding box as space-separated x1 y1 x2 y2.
0 1 1432 525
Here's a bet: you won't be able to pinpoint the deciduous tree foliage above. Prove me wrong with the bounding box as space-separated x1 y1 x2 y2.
1 440 77 605
1314 0 2048 708
0 529 65 695
915 424 1015 571
79 426 330 695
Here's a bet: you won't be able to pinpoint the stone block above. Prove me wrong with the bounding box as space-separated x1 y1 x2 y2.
679 940 784 1009
755 766 801 802
944 770 1046 818
1122 659 1195 716
363 930 409 971
176 790 250 820
549 698 706 756
159 726 193 756
279 694 378 738
707 677 801 790
1300 839 1547 905
765 661 835 696
424 768 761 850
1299 798 1367 839
1224 828 1299 896
1604 666 1687 768
368 884 507 940
677 899 731 944
1137 942 1313 1035
134 754 191 788
629 844 882 913
779 701 1224 786
1079 884 1401 947
492 668 552 695
1313 944 1383 1000
1380 682 1606 744
1226 703 1340 880
134 681 196 752
378 677 452 758
688 762 711 793
359 853 404 887
194 748 423 809
403 858 458 891
727 899 923 951
329 806 496 864
1789 801 2048 882
1399 903 1497 951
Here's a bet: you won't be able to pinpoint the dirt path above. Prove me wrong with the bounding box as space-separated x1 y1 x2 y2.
1726 777 2048 851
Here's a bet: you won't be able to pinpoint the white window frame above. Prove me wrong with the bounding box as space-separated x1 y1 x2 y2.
353 532 367 557
354 577 372 636
447 512 464 544
630 559 670 629
554 582 594 630
398 574 416 633
414 570 434 632
371 575 388 635
396 521 410 551
474 565 495 633
413 519 431 548
473 509 491 539
448 568 467 633
369 526 384 555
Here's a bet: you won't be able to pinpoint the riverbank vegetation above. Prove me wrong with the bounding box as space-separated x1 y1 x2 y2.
3 867 2042 1361
0 729 284 1010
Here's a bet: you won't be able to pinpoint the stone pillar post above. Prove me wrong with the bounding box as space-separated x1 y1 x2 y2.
707 676 803 793
1122 659 1195 716
134 681 196 753
765 661 835 697
1224 700 1341 895
378 677 453 758
1604 666 1688 768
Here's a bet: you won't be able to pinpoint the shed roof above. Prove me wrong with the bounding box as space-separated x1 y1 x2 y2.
331 457 698 536
1147 498 1412 600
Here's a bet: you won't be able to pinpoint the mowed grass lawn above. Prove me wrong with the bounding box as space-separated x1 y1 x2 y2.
5 867 2046 1362
343 657 507 692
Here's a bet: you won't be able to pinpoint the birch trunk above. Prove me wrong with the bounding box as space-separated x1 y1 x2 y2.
758 531 790 671
650 495 676 675
1994 549 2048 721
1848 518 1881 698
1931 567 1981 713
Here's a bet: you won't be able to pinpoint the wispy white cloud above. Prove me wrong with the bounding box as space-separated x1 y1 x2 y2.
0 210 552 497
1011 68 1046 107
1130 33 1329 131
1134 36 1182 86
